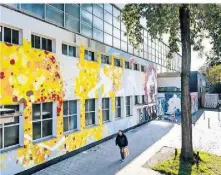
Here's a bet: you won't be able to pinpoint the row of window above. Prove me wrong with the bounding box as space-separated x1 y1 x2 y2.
1 95 141 151
4 4 181 72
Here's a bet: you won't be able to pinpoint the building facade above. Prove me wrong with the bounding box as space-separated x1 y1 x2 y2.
0 4 181 174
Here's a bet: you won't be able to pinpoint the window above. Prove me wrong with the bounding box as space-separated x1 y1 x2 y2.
104 22 112 35
0 26 19 45
46 5 64 26
115 97 121 118
134 95 140 105
113 27 120 38
48 4 64 11
65 4 80 19
113 17 120 29
81 22 92 38
93 28 103 42
114 58 122 67
21 4 45 19
32 102 54 141
102 98 110 122
104 4 112 14
81 4 92 13
104 12 112 24
85 50 95 61
126 96 132 117
63 101 77 132
31 34 52 52
65 14 80 32
0 105 21 150
113 37 120 49
104 33 112 46
113 7 120 17
121 41 127 52
85 99 96 126
125 61 131 69
93 5 103 19
62 44 76 57
81 9 92 26
142 95 146 104
101 54 110 64
134 63 140 71
141 65 146 72
93 16 103 31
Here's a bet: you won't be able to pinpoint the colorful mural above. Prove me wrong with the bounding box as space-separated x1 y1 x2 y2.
0 39 157 174
157 92 198 119
202 94 219 108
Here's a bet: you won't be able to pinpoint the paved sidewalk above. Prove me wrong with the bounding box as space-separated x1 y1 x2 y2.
116 110 221 175
34 121 174 175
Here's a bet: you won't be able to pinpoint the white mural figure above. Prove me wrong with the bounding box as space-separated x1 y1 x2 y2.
167 94 181 114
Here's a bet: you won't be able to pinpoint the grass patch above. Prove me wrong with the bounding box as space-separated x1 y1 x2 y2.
152 149 221 175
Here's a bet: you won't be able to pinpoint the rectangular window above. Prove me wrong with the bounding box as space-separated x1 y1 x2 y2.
121 41 127 52
85 50 95 61
125 61 131 69
102 98 109 122
81 22 92 38
46 5 64 26
104 12 112 24
85 99 95 126
0 105 21 150
62 44 76 57
126 96 132 117
81 4 92 13
93 28 103 42
1 26 19 45
65 14 80 32
21 4 45 19
134 95 139 105
81 9 92 26
104 22 112 35
101 54 110 64
65 4 80 19
141 65 145 72
113 27 120 38
32 102 54 141
48 4 64 11
104 33 112 46
113 7 120 17
63 100 77 132
93 16 103 31
134 63 140 71
114 58 122 67
142 95 146 104
113 17 120 29
93 4 103 19
31 34 52 52
104 4 112 14
113 37 120 49
115 97 121 118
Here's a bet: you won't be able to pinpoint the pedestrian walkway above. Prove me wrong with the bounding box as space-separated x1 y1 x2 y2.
33 121 174 175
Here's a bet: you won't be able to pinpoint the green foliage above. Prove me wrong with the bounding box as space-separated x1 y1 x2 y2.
152 149 221 175
206 64 221 85
122 4 221 65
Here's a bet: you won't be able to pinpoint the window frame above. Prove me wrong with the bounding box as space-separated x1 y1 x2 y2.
0 104 23 152
115 97 122 119
134 63 140 71
0 25 20 45
101 54 111 65
125 96 132 117
114 57 122 67
125 61 131 69
32 102 55 143
102 98 110 122
31 34 53 52
62 43 77 57
84 49 95 61
141 65 146 72
85 99 96 127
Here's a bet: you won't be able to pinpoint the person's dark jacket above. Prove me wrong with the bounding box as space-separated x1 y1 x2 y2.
116 134 128 148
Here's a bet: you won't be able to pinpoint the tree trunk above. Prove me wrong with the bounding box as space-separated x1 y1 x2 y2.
179 5 193 161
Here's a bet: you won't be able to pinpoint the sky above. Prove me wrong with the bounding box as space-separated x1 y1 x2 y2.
115 3 209 71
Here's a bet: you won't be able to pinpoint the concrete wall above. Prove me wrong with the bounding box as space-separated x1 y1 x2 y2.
157 77 181 89
0 6 158 174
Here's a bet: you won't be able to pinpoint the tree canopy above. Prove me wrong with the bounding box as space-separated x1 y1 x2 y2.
122 4 221 65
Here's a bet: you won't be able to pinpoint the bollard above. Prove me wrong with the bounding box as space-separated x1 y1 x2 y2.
208 118 210 129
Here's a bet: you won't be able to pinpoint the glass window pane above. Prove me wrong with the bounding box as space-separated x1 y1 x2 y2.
12 29 19 44
121 41 127 51
93 28 103 42
98 4 103 8
4 126 19 148
4 105 19 112
65 4 80 19
113 37 120 48
4 27 11 43
81 22 92 38
121 31 127 42
32 104 41 120
48 4 64 11
65 14 80 33
93 5 103 19
42 38 47 50
4 117 19 126
93 16 103 31
104 4 112 14
121 22 126 32
81 9 92 25
69 100 77 114
33 121 41 140
42 120 52 137
69 46 76 57
0 26 2 42
47 39 52 52
81 4 92 13
62 44 68 55
104 12 112 24
104 22 112 35
34 35 41 49
113 27 120 38
102 110 109 121
105 98 109 108
42 102 52 119
69 115 77 130
113 17 120 29
113 7 120 17
46 5 64 26
63 117 69 132
21 4 45 19
101 55 109 64
104 33 112 46
89 99 95 111
126 106 130 116
31 34 34 48
0 128 2 149
63 101 68 115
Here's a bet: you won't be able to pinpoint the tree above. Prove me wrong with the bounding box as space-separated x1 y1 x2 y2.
122 4 221 161
207 64 221 84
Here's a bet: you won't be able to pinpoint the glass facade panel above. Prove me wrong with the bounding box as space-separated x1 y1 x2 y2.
48 4 64 11
104 22 112 35
104 33 112 46
93 4 103 19
46 5 64 26
93 16 103 31
65 4 80 19
104 4 112 14
104 12 112 24
81 4 92 13
93 28 103 42
81 9 92 26
21 4 45 19
81 22 92 38
113 37 120 48
65 14 80 32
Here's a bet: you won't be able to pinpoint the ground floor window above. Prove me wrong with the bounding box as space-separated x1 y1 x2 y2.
63 100 77 132
115 97 122 118
0 105 21 150
102 98 110 122
32 102 54 141
85 99 95 126
126 96 132 117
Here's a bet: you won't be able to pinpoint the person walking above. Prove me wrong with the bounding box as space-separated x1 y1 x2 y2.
115 130 128 161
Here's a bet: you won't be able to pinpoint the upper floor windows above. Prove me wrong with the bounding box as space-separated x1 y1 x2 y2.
62 44 76 57
125 61 131 69
141 65 146 72
85 50 95 61
31 34 52 52
0 26 19 45
134 63 140 71
114 58 122 67
85 99 96 126
101 54 111 64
